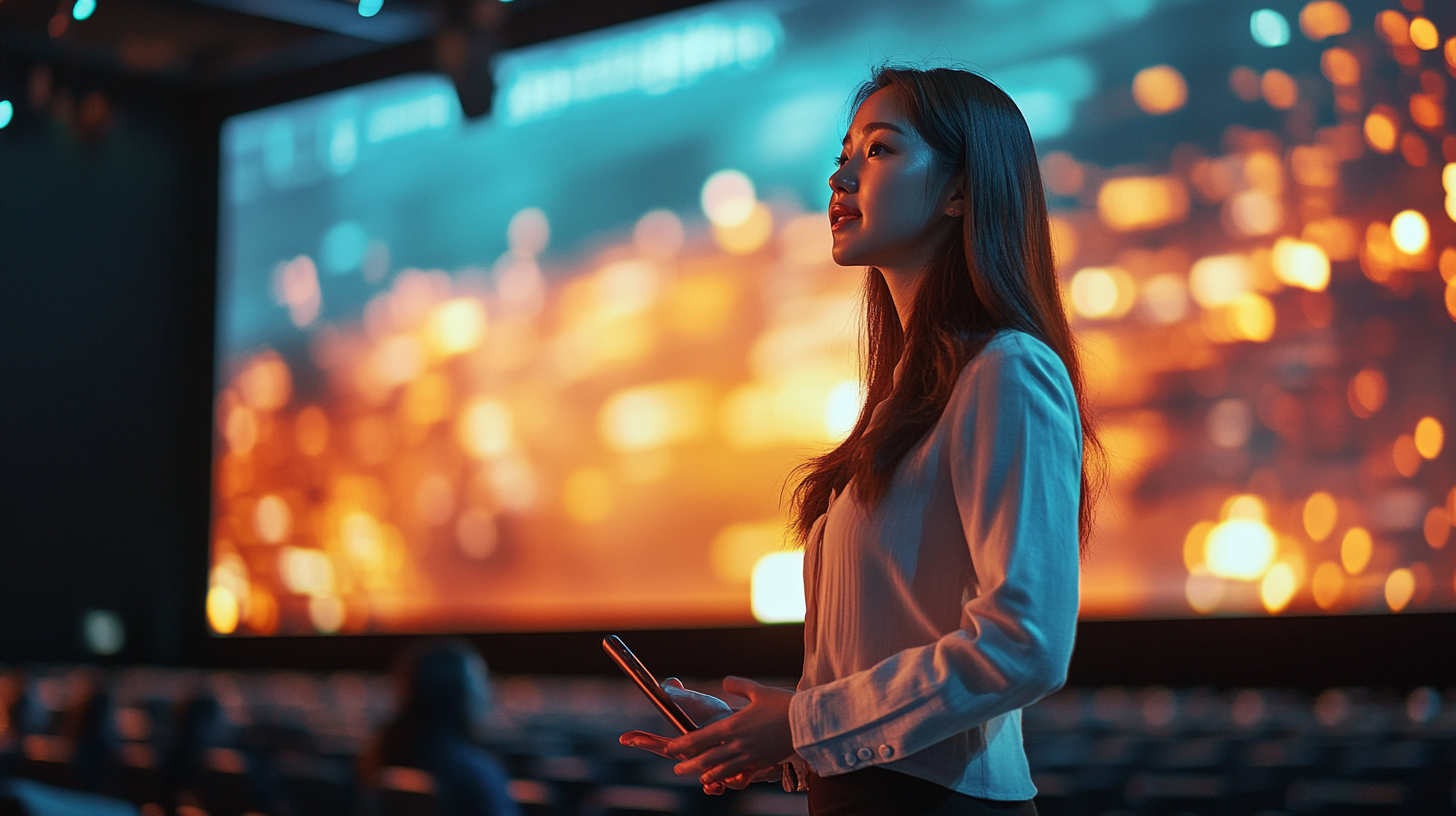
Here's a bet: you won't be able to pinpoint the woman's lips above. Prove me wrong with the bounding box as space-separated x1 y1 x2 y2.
829 203 861 231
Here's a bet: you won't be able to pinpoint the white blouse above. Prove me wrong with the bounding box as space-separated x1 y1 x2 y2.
788 330 1082 801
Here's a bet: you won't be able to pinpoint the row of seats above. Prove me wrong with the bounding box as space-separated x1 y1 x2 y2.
3 666 1453 816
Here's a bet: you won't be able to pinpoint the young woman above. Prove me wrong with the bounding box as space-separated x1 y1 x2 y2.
622 65 1100 816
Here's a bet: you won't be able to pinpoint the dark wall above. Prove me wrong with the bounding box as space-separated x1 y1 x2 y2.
0 71 215 664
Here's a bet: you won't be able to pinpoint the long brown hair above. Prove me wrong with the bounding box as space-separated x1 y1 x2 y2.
790 65 1104 553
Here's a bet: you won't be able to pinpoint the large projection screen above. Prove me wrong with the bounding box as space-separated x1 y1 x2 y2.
211 0 1456 635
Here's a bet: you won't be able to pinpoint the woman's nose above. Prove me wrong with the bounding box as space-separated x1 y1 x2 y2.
829 165 857 194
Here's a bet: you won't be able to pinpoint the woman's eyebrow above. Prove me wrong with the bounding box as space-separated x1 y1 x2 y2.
841 121 908 144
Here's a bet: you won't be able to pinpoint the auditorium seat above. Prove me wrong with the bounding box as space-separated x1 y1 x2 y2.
2 667 1452 816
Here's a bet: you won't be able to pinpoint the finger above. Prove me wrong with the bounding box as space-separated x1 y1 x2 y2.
619 731 674 757
674 743 745 780
664 719 731 757
721 675 762 699
662 677 686 690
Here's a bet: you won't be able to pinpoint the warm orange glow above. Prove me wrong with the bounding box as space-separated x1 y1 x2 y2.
1184 521 1214 570
599 380 711 452
1228 190 1283 235
1401 133 1429 167
1204 518 1276 580
1303 491 1338 541
1414 416 1444 458
1393 434 1422 477
295 406 329 456
1384 568 1416 611
1409 17 1439 50
1223 494 1267 522
424 298 487 357
710 520 786 584
401 373 452 426
1376 10 1411 46
1364 108 1399 153
563 468 614 523
308 595 345 633
1447 37 1456 70
206 586 240 634
239 352 293 411
1189 254 1251 307
713 202 773 255
1341 527 1373 573
1260 563 1297 612
279 546 335 596
1290 145 1339 187
1228 292 1276 342
1271 238 1330 290
1447 280 1456 321
458 397 514 458
1442 246 1456 281
1423 507 1450 549
1184 572 1224 614
1132 65 1188 115
1311 561 1344 609
1097 176 1189 231
1302 217 1358 261
254 495 291 544
701 169 756 227
1301 1 1351 40
1348 368 1387 417
1391 210 1430 254
1069 267 1135 319
1320 47 1360 85
1410 94 1444 131
1261 69 1298 109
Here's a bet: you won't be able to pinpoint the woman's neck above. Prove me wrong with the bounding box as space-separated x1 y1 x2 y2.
878 266 922 331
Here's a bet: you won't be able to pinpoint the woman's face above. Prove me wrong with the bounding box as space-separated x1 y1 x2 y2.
828 89 962 272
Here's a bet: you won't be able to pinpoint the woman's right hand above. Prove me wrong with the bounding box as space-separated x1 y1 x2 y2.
619 678 733 758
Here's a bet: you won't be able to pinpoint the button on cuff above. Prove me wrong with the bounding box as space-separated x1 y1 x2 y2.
878 744 895 760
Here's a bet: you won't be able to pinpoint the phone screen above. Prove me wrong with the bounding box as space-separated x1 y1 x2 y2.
602 635 699 733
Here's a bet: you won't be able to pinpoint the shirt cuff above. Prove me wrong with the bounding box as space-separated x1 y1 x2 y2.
790 684 902 777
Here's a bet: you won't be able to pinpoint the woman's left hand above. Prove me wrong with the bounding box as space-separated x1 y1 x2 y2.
664 677 796 788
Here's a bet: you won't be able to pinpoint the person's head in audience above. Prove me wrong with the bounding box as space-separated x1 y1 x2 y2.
381 639 493 763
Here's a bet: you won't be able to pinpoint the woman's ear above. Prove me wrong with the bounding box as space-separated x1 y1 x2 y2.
943 174 967 217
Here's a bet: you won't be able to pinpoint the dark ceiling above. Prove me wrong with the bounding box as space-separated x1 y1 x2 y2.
0 0 713 113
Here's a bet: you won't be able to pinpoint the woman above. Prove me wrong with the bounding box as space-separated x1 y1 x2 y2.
363 639 521 816
621 66 1101 815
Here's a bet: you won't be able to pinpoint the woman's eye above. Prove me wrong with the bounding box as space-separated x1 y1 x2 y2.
867 143 887 157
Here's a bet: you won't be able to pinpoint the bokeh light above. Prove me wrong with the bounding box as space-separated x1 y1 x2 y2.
1299 2 1350 41
1260 563 1297 613
1303 492 1338 541
1409 18 1439 51
1341 527 1372 574
1250 9 1291 47
1132 65 1188 115
0 100 12 130
701 170 757 227
72 0 95 21
1384 568 1415 611
1204 518 1276 580
1414 417 1444 459
1390 210 1429 255
750 551 805 623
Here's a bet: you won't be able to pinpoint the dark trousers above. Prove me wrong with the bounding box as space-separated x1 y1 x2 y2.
807 767 1038 816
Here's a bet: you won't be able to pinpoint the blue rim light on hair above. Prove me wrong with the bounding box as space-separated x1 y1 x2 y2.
358 0 383 17
1250 9 1290 47
72 0 96 20
0 100 13 130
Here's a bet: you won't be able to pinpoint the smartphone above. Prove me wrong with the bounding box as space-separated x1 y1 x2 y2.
602 635 699 733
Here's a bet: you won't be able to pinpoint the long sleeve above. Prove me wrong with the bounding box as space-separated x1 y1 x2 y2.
789 332 1081 780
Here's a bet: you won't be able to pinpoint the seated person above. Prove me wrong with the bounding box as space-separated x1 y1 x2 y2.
363 640 520 816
